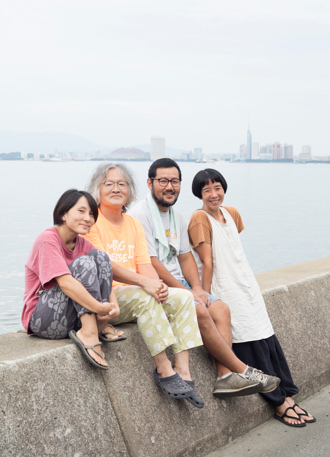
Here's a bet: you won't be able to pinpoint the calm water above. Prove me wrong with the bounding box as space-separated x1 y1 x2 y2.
1 160 329 335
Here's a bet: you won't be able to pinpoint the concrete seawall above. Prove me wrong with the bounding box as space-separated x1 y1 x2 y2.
1 257 329 457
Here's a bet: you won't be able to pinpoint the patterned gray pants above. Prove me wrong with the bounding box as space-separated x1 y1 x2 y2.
29 249 112 339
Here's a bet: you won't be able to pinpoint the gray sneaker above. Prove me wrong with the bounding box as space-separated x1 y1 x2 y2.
213 372 262 398
244 366 280 393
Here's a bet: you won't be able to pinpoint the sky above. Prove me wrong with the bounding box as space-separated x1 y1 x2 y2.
1 0 329 155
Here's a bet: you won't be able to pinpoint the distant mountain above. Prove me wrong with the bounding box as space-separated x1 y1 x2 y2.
136 144 190 157
0 131 105 154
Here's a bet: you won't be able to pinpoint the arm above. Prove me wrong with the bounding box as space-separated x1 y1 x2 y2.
193 242 213 293
56 274 117 318
111 261 164 303
178 252 210 307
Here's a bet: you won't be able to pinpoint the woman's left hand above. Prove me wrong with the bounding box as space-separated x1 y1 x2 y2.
159 281 169 303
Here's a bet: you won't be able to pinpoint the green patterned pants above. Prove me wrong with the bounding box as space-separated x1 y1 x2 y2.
110 286 202 356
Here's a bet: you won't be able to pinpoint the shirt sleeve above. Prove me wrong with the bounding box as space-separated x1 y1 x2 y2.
188 211 213 248
130 202 158 258
33 239 71 288
178 212 192 255
224 206 245 233
130 217 151 265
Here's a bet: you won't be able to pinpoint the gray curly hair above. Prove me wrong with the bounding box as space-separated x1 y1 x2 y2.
86 162 136 212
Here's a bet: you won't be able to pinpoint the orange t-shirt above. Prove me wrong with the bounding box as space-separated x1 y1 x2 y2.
84 211 151 286
188 206 244 249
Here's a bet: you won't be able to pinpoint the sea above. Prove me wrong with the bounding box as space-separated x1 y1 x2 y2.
1 160 329 335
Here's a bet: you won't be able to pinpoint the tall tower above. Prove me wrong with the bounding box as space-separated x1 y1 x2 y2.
151 136 166 160
247 125 252 159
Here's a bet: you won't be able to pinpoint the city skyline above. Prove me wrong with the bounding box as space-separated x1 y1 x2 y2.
1 1 329 156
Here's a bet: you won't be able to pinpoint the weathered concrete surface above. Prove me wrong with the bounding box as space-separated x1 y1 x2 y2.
0 257 329 457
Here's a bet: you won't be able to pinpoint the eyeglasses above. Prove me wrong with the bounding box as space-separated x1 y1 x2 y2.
102 180 128 190
151 178 181 187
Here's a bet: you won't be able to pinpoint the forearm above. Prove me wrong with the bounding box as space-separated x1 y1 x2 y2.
179 254 202 290
56 274 102 314
201 263 213 293
150 257 187 289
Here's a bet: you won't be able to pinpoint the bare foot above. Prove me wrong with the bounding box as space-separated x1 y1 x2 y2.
76 329 108 368
275 400 303 426
286 398 315 422
98 323 125 341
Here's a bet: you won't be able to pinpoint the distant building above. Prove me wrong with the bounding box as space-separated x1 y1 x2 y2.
252 142 259 159
259 144 272 160
247 127 252 159
193 148 203 161
151 136 166 160
239 144 247 159
283 144 294 159
272 142 282 160
300 145 312 161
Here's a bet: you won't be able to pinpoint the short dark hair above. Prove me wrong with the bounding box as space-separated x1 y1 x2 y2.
53 189 99 225
192 169 228 199
148 158 182 180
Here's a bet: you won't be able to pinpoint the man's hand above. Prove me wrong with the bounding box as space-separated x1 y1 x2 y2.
140 276 164 303
191 287 210 308
158 281 169 303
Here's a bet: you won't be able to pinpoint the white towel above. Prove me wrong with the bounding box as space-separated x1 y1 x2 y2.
146 192 180 263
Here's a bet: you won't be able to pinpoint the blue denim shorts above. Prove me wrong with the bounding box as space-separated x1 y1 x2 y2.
178 279 219 306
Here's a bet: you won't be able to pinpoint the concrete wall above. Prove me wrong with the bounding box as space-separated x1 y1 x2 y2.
1 257 329 457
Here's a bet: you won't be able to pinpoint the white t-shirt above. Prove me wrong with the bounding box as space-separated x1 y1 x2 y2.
128 198 191 281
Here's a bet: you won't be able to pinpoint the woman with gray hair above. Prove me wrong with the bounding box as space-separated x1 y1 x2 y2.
83 163 205 408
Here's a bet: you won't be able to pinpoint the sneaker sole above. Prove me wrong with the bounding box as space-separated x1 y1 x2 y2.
213 383 262 398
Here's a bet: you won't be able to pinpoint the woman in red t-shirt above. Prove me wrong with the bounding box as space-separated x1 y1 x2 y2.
23 189 125 370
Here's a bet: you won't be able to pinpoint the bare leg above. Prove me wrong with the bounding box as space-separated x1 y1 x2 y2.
77 313 108 368
153 350 176 378
173 350 192 381
196 302 247 377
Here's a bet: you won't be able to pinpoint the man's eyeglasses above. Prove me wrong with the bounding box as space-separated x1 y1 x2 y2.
102 181 128 190
151 178 181 188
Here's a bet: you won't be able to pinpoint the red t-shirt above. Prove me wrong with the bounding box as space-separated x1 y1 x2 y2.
22 227 94 332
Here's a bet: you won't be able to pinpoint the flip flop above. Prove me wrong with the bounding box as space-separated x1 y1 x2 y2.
274 406 306 427
293 403 316 423
99 323 127 343
184 380 205 408
69 330 108 370
153 369 193 399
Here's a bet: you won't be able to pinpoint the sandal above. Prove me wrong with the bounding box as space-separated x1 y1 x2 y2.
274 406 306 427
99 324 127 343
69 330 108 370
153 369 193 399
184 380 205 408
293 403 316 423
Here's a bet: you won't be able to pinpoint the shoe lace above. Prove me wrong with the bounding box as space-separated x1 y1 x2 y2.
249 368 267 383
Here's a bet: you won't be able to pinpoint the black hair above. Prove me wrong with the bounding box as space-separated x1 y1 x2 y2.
192 169 228 199
148 158 182 180
53 189 99 225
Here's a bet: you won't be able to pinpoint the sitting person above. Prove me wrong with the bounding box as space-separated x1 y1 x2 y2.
22 189 125 371
188 168 316 427
84 163 204 408
129 158 280 398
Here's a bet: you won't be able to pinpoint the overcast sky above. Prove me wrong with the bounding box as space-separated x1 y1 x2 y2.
1 0 329 155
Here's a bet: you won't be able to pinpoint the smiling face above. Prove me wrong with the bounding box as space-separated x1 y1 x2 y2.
147 167 181 211
99 168 129 210
200 179 225 213
62 196 95 236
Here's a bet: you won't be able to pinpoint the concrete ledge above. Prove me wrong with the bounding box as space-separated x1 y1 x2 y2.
1 257 329 457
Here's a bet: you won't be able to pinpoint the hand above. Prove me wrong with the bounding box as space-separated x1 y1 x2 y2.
191 287 210 308
158 281 169 303
97 301 120 319
140 277 163 303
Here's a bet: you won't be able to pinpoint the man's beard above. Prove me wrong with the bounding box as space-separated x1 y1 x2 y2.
151 188 178 208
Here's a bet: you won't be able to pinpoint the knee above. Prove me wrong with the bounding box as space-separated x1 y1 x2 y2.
211 300 231 321
196 303 212 327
